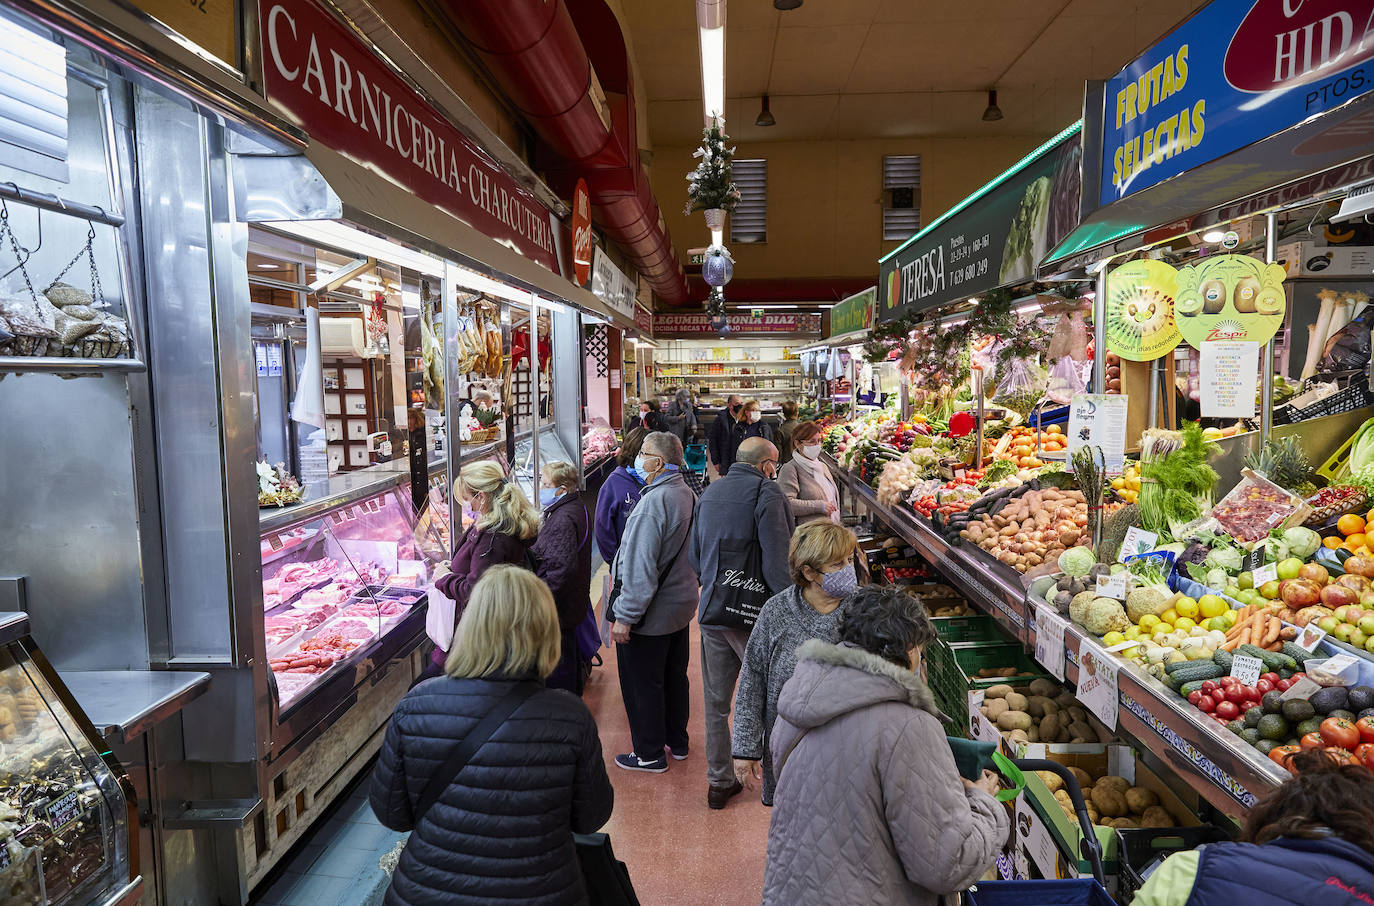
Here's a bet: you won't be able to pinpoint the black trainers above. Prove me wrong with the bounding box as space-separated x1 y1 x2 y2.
707 780 743 809
666 745 688 761
614 753 668 773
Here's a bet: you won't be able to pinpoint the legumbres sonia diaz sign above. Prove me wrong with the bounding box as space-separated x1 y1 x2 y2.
1102 0 1374 206
878 129 1081 322
654 313 822 335
259 0 559 272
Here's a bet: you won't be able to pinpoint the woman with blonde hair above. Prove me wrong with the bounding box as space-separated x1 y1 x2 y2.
729 520 859 807
372 566 615 906
429 459 540 675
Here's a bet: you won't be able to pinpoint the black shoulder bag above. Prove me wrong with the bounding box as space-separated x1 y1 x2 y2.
699 476 772 631
413 681 540 822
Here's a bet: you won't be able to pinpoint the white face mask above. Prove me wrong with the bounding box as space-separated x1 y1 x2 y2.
747 410 761 424
800 443 822 460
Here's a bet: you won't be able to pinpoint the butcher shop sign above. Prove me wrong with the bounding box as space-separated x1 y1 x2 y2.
259 0 559 272
878 126 1082 322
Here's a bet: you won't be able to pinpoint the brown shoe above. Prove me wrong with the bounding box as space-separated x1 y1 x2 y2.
707 780 743 810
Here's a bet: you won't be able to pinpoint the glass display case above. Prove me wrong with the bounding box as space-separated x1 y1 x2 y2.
260 485 435 712
512 426 576 499
0 614 137 906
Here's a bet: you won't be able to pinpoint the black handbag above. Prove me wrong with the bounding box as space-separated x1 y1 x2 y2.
699 478 772 630
575 832 642 906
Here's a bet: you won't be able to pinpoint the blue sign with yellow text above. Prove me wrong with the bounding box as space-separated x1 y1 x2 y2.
1101 0 1374 206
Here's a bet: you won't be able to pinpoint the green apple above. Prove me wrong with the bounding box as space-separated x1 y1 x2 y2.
1225 585 1243 599
1237 589 1258 606
1334 623 1357 642
1359 615 1374 637
1365 634 1374 655
1277 557 1304 581
1259 580 1282 600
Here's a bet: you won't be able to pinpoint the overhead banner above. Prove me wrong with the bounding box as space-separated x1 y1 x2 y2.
259 0 560 272
1100 0 1374 206
878 128 1082 322
654 313 822 336
828 287 875 337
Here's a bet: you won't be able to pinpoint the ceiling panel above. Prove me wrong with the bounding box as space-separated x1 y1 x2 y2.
730 0 883 31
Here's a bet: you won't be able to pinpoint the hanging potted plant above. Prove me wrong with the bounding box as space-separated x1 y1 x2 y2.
685 119 741 230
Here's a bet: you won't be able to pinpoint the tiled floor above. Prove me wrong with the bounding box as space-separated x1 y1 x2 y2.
249 775 406 906
252 552 771 906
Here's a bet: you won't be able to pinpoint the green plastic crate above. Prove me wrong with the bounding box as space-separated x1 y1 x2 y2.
928 640 1049 737
931 615 1002 644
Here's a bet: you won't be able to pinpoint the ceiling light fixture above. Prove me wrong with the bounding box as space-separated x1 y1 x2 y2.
697 10 726 124
1202 229 1228 243
755 94 776 127
982 89 1003 122
774 0 802 10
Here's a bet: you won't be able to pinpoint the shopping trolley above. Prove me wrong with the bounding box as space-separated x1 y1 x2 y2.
964 758 1115 906
684 443 708 478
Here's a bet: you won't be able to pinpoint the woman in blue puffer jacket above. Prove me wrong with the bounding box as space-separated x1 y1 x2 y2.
1134 748 1374 906
371 566 614 906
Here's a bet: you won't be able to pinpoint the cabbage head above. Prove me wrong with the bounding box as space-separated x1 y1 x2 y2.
1280 526 1320 560
1058 546 1096 578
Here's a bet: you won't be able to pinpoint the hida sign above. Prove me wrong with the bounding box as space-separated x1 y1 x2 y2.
260 0 559 272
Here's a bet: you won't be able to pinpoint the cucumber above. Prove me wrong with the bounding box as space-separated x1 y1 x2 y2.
1167 662 1225 684
1281 642 1318 666
1180 680 1210 698
1237 644 1297 673
1213 649 1234 672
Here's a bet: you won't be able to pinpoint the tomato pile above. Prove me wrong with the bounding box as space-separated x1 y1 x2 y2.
1187 673 1300 724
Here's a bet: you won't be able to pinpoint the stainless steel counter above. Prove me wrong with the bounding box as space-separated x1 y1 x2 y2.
63 669 212 744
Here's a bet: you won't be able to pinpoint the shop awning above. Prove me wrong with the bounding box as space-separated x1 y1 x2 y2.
827 287 875 340
877 123 1082 323
304 142 632 330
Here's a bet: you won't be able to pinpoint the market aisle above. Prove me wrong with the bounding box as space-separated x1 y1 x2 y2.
584 569 773 905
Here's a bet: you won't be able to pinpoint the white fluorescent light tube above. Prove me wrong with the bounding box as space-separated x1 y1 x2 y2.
531 294 569 314
710 227 724 246
263 220 445 277
452 266 535 306
699 25 725 122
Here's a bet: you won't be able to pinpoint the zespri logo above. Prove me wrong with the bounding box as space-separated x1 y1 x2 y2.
1224 0 1374 93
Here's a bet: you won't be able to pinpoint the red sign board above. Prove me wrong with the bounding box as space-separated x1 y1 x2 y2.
260 0 559 272
571 179 593 286
634 304 653 334
654 313 822 335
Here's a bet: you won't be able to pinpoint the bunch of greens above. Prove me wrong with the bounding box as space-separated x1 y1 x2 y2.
1072 444 1106 548
976 459 1018 489
1343 416 1374 478
1127 555 1173 596
1138 422 1219 538
1350 463 1374 498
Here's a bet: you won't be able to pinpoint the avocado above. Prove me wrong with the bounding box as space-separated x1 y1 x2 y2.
1255 738 1282 755
1244 707 1264 729
1240 728 1262 745
1281 699 1316 724
1330 709 1357 722
1360 708 1374 722
1310 686 1350 715
1347 686 1374 713
1257 714 1290 742
1226 720 1245 735
1262 691 1286 715
1296 717 1324 738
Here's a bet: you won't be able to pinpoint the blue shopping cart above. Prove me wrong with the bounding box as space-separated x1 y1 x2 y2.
965 759 1115 906
684 443 707 478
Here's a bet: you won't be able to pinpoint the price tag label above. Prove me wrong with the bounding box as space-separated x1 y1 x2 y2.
267 534 283 552
1243 545 1266 572
1096 572 1128 600
1281 677 1323 701
1034 604 1066 681
1291 622 1327 652
1252 562 1278 586
1075 641 1120 730
1104 639 1140 652
1119 526 1158 562
45 791 82 833
968 691 1003 744
1230 654 1264 687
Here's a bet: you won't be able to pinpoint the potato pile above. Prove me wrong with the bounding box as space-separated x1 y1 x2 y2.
1038 771 1181 830
980 678 1109 748
960 487 1089 573
905 584 971 617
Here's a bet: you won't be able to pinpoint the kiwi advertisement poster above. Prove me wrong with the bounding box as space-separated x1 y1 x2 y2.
1174 254 1287 347
1105 259 1183 361
879 128 1082 322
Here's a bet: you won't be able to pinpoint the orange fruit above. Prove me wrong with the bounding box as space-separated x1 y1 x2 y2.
1345 533 1368 551
1338 513 1366 537
1324 536 1344 550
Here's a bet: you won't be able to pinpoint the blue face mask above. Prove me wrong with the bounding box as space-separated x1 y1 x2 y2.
627 467 646 484
819 562 858 599
538 487 560 507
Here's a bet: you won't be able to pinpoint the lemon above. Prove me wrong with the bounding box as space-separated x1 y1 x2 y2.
1111 477 1125 490
1155 622 1175 635
1139 614 1161 630
1103 630 1125 647
1174 597 1200 619
1197 595 1228 619
1124 626 1141 640
1161 608 1180 625
1120 644 1139 659
1174 616 1196 632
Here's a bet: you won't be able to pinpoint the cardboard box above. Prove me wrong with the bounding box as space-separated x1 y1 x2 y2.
1016 743 1199 882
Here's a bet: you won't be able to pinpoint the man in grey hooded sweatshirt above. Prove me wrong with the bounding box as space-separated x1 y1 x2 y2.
610 431 700 773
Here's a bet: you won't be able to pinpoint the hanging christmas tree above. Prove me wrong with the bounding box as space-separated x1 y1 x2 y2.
685 120 741 215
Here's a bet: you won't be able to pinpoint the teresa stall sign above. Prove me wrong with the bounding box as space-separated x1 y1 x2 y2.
829 287 875 337
259 0 560 272
878 127 1082 322
1102 0 1374 206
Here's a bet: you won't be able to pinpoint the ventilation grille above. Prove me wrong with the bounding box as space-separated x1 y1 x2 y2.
0 14 68 174
883 154 921 240
731 159 767 244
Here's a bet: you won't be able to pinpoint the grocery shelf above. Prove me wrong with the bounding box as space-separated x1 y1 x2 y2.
823 455 1286 822
653 372 801 378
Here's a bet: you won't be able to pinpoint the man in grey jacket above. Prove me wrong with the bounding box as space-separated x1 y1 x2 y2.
689 437 795 808
610 431 700 773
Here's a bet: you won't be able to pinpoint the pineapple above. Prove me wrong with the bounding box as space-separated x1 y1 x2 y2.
473 406 503 428
1245 436 1314 495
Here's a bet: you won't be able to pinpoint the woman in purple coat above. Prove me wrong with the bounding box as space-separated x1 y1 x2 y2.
533 461 594 694
594 428 647 564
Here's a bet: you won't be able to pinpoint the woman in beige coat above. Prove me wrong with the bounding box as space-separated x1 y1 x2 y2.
775 421 841 526
763 585 1007 905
